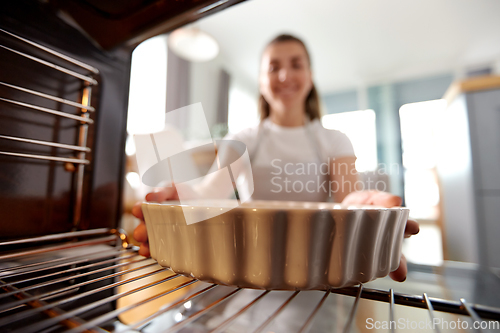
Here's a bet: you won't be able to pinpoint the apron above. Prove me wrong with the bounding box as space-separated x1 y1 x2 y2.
247 118 330 202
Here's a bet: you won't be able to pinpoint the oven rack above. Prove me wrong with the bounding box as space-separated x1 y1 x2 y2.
0 229 499 333
0 28 98 229
0 28 98 164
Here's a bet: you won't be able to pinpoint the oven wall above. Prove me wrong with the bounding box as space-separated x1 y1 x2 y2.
0 0 132 239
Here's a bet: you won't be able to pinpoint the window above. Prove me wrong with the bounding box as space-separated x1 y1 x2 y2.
321 110 377 172
227 86 258 134
125 35 168 200
399 99 446 220
399 99 447 266
127 35 168 135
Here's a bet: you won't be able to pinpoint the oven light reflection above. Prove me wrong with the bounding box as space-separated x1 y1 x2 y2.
174 312 183 322
126 172 141 189
125 136 136 156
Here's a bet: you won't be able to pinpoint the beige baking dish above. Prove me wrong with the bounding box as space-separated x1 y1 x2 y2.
142 200 409 290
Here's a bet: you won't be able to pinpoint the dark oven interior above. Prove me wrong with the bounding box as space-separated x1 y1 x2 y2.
1 1 500 332
0 0 131 239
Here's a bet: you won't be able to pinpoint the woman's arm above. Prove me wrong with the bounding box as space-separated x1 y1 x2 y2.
330 156 359 203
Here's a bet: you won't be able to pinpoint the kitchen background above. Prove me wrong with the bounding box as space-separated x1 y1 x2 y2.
122 0 500 271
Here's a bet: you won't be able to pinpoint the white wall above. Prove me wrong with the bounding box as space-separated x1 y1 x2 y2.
189 57 222 130
189 52 258 138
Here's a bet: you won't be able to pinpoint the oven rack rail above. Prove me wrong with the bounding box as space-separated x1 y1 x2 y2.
0 28 98 165
0 28 98 229
0 229 499 333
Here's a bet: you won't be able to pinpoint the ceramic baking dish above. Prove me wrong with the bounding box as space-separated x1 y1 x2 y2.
142 200 409 290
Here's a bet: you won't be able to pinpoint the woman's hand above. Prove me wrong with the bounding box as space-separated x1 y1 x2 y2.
342 190 420 282
131 186 179 257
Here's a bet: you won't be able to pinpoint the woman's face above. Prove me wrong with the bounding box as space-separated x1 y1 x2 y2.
259 41 313 112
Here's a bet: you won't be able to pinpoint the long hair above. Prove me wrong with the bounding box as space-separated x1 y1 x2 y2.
258 34 322 121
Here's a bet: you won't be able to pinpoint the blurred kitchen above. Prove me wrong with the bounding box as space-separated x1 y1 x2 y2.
120 0 500 327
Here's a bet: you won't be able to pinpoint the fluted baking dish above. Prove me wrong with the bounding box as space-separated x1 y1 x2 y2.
142 200 409 290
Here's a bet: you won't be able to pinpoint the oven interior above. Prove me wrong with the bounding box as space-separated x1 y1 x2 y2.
1 1 500 332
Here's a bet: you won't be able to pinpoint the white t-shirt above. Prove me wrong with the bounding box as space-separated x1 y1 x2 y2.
223 118 355 202
227 118 355 165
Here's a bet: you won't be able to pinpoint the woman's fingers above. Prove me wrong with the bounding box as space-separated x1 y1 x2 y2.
133 187 178 220
145 186 178 202
132 187 178 260
369 191 402 207
133 221 148 243
405 219 420 238
132 201 144 220
135 222 151 257
133 187 178 221
341 190 402 208
389 254 407 282
138 242 150 257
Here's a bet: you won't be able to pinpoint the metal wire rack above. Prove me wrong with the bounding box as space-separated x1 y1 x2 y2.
1 229 499 333
0 28 98 229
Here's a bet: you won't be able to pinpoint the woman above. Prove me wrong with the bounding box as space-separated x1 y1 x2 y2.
133 34 419 282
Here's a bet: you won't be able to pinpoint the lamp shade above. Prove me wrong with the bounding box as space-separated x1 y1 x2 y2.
168 27 219 62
